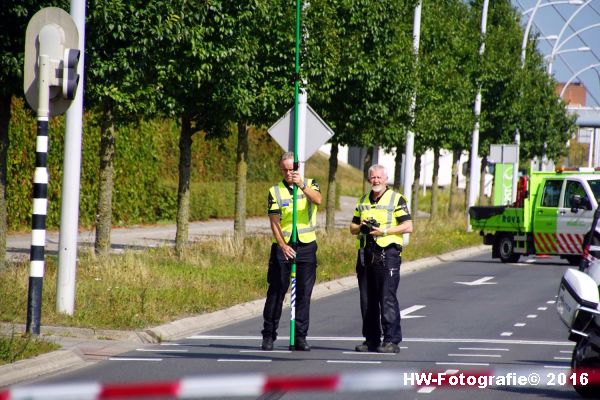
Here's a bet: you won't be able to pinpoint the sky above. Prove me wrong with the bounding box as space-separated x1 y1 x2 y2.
511 0 600 107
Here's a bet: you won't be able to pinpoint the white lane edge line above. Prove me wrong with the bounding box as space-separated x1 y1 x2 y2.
109 357 163 361
458 347 509 351
544 365 570 369
553 357 571 360
217 359 272 363
135 349 188 353
447 353 502 358
436 362 490 366
239 350 292 354
327 360 382 364
186 335 573 346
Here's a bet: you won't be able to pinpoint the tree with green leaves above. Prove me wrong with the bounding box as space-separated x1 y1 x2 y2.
306 0 414 231
414 0 476 217
85 1 171 255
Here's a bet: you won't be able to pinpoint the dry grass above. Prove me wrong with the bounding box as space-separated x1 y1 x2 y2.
0 213 479 331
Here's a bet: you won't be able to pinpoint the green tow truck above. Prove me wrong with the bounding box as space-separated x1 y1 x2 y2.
469 168 600 263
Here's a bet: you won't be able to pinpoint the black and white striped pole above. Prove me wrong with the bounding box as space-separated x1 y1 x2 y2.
23 8 80 334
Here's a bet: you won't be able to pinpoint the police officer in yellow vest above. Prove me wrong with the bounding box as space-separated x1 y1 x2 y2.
350 164 413 353
261 152 322 351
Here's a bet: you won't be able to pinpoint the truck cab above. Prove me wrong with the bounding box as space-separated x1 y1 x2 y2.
469 168 600 264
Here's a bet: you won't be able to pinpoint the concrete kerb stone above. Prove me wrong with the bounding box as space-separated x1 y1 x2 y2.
1 244 491 388
0 350 85 387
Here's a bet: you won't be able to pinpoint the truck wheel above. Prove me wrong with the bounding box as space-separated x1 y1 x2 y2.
565 255 582 266
496 234 520 263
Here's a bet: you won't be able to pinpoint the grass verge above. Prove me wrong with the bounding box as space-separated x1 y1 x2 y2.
0 329 59 366
0 213 480 331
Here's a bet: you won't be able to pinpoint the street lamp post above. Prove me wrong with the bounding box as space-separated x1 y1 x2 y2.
467 0 489 224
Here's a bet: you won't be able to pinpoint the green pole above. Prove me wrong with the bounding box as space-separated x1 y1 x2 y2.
289 0 301 351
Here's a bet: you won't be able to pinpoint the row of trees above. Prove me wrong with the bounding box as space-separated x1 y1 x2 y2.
1 0 575 261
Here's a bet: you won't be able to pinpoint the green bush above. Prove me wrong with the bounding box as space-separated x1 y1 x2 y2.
7 98 341 231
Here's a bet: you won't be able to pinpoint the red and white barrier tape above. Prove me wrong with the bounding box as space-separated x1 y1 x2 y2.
1 367 598 399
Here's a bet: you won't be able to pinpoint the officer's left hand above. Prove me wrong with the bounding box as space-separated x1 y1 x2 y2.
370 227 385 237
291 171 304 188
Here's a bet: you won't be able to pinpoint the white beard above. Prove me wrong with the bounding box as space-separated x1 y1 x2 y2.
371 184 386 193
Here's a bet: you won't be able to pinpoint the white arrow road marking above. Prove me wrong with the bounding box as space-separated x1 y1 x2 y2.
401 305 426 319
455 276 496 286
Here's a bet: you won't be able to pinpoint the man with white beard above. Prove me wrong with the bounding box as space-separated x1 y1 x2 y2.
349 164 413 353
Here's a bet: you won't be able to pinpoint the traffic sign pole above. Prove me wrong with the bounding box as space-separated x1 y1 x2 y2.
289 0 302 351
23 7 80 334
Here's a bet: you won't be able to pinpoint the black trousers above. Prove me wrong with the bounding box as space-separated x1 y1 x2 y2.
356 243 402 344
262 241 317 340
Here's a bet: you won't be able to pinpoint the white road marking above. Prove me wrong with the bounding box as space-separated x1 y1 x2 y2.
401 305 426 319
547 300 556 304
514 323 526 327
527 314 538 319
455 276 496 286
217 359 272 363
458 347 509 351
544 365 570 369
559 350 572 354
448 353 502 358
135 348 188 353
109 357 162 361
186 335 573 346
342 350 405 355
327 360 382 364
553 357 571 360
501 332 513 337
538 307 548 311
525 259 536 263
436 362 490 366
239 350 291 354
159 343 182 346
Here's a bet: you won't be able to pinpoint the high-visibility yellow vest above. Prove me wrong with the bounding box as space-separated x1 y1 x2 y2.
270 179 317 243
355 189 406 249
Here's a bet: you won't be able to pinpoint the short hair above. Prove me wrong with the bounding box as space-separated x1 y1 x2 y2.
280 152 294 163
368 164 387 178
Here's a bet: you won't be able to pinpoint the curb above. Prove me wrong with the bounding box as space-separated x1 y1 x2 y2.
0 244 490 388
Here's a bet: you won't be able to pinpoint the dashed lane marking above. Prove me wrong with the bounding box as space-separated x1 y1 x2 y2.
458 347 509 352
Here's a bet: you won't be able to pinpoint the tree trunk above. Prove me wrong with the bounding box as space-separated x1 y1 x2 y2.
234 122 248 239
0 95 10 268
479 155 487 205
175 115 193 256
411 153 421 227
430 147 440 219
362 147 374 194
393 148 402 191
94 104 116 255
325 143 338 232
448 149 460 215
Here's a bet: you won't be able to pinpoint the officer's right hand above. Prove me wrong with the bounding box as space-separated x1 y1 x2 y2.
281 244 297 260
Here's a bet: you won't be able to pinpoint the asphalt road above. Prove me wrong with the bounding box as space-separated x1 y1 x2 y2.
33 251 581 399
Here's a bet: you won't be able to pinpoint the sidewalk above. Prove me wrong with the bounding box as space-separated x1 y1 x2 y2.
6 196 359 260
